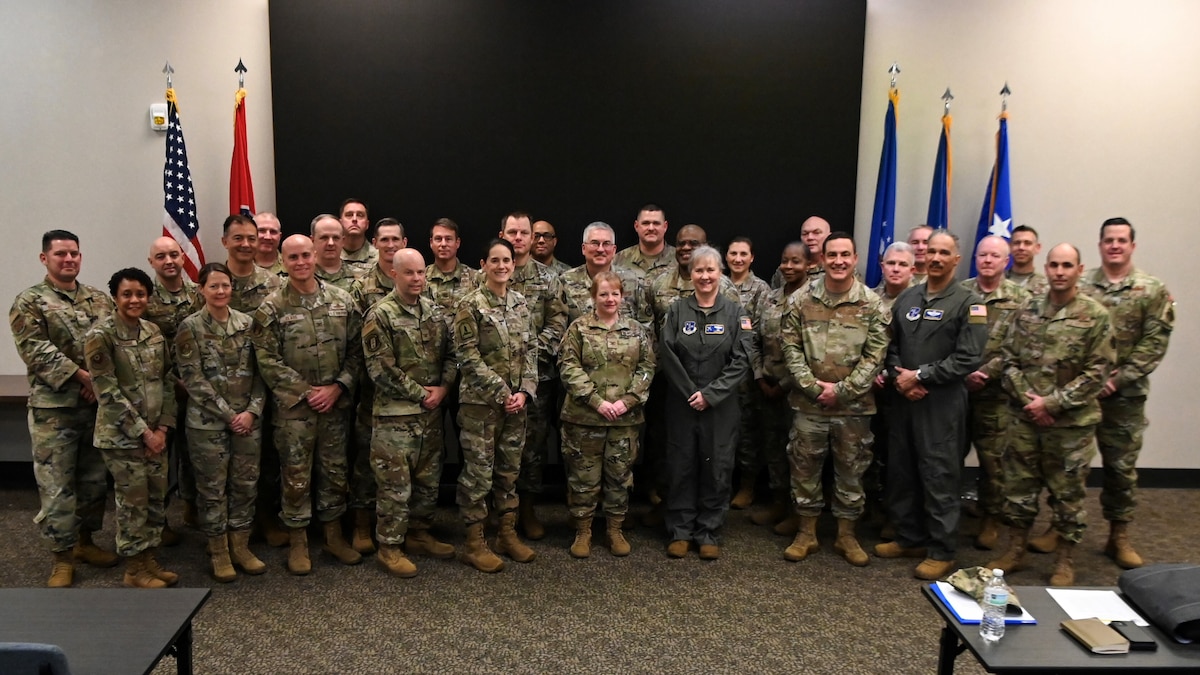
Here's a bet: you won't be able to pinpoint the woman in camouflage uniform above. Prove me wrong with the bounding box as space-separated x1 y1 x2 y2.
84 268 178 588
558 271 656 558
175 263 267 582
453 239 539 572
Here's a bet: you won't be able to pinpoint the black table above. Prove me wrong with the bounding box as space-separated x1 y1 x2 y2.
922 584 1200 674
0 588 210 675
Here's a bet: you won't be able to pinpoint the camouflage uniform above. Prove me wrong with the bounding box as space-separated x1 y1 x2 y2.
659 294 753 546
453 286 537 525
1000 293 1115 542
144 277 203 508
771 263 824 289
731 273 770 493
175 309 265 537
228 265 283 315
252 281 363 528
85 316 177 557
559 264 645 327
362 292 457 545
1080 268 1174 523
541 257 572 276
511 259 569 498
256 258 287 278
9 278 113 552
424 260 480 322
558 312 656 519
347 263 396 512
341 241 378 277
613 244 676 282
961 277 1029 520
1007 270 1049 296
781 279 889 519
750 286 803 499
872 278 916 315
316 264 363 294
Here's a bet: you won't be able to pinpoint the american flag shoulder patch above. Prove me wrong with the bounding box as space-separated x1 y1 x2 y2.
740 316 752 330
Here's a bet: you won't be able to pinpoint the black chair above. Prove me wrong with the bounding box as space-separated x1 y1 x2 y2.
0 642 72 675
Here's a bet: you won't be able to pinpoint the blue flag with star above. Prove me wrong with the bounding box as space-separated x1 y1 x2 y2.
866 89 898 288
971 112 1012 275
926 113 952 229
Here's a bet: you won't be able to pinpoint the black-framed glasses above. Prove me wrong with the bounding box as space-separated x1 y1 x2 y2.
533 233 556 240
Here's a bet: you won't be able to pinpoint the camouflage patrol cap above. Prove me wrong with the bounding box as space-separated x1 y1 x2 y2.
946 566 1024 614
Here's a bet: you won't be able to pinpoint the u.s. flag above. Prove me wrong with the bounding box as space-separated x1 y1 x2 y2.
163 87 205 281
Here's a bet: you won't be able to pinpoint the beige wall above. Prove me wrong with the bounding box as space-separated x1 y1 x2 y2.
855 0 1199 468
1 1 1194 467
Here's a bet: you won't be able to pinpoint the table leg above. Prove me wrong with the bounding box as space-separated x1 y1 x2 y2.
938 624 960 675
173 621 194 675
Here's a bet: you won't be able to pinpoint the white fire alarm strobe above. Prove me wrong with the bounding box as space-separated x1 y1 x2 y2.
150 103 168 131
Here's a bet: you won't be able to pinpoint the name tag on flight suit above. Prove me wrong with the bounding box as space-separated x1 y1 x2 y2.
924 309 944 320
705 324 725 335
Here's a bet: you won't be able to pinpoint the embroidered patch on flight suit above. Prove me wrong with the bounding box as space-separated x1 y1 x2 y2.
705 324 725 335
924 309 944 320
683 321 696 335
739 316 752 330
906 307 921 321
967 304 988 325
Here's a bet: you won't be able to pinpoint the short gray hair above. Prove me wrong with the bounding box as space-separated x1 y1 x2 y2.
309 213 340 236
690 245 724 271
882 241 915 264
582 221 616 246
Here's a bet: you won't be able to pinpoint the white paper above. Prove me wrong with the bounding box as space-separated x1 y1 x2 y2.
1046 588 1149 626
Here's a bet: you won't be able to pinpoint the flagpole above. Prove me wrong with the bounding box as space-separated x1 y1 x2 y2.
865 63 900 289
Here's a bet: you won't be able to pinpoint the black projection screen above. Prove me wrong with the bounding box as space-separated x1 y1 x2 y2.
269 0 867 276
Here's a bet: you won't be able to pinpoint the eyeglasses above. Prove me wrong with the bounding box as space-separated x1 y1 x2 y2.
677 239 703 248
586 240 615 249
533 233 556 240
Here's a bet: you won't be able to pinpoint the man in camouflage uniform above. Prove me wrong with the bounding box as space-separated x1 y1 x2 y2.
221 213 286 545
1007 225 1049 296
559 222 644 326
253 212 286 277
988 243 1115 587
906 225 934 286
1075 217 1173 569
873 242 917 314
780 233 889 567
962 236 1030 551
10 230 117 587
346 218 407 554
362 248 458 577
252 235 364 575
531 220 572 275
145 236 203 536
313 214 363 292
340 198 378 275
223 214 283 315
85 267 179 588
613 203 675 281
453 243 539 572
424 217 480 315
500 212 569 540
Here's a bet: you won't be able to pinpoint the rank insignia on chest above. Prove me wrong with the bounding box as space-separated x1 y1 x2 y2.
906 307 921 321
682 321 697 335
705 323 725 335
924 309 944 320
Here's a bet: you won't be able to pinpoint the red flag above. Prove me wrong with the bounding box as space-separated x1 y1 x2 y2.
230 88 255 215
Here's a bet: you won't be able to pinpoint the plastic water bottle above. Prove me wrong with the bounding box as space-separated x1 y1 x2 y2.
979 569 1008 642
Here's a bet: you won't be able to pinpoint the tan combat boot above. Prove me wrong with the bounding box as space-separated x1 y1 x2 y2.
288 527 311 575
750 491 788 527
323 520 363 565
1050 540 1076 586
873 541 927 558
773 513 800 536
258 508 290 547
208 535 237 583
48 551 75 588
229 529 266 575
986 526 1029 574
569 517 592 559
495 512 537 563
607 517 631 556
914 558 956 581
351 508 375 554
123 552 167 589
783 516 820 562
377 544 418 578
730 475 756 510
74 530 119 567
833 518 869 567
459 522 504 573
406 527 455 559
518 498 545 541
1027 526 1059 553
144 548 179 586
1105 521 1144 569
975 517 1000 551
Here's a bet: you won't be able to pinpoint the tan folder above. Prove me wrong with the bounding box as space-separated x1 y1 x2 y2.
1061 618 1131 654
